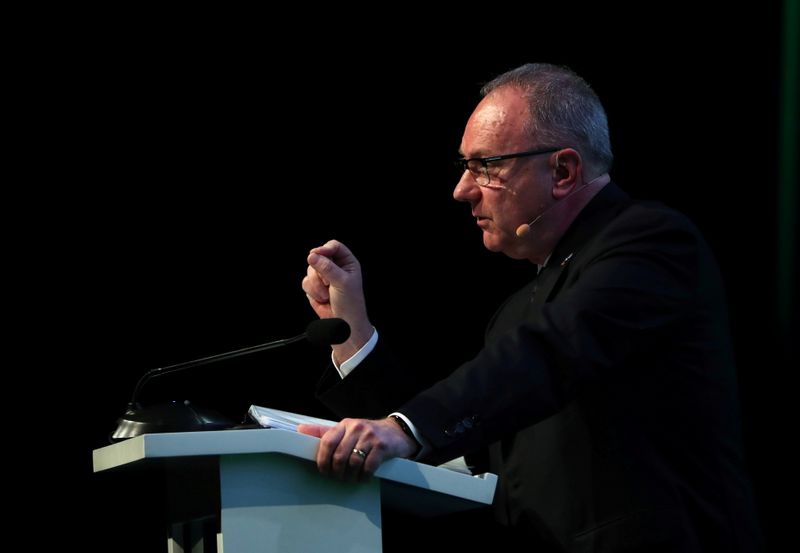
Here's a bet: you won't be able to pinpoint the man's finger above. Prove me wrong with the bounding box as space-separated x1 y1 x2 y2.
316 424 348 475
308 252 341 286
296 423 332 439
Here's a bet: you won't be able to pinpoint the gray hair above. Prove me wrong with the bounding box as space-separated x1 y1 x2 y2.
481 63 613 175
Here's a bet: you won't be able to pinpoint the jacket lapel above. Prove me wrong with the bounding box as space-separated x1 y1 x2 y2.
531 253 573 305
532 182 631 305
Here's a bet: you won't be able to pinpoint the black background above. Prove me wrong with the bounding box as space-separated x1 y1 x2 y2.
45 6 793 551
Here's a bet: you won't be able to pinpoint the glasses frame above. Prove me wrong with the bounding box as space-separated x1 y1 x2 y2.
456 147 563 187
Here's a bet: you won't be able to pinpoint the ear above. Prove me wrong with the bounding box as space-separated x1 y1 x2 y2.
551 148 581 199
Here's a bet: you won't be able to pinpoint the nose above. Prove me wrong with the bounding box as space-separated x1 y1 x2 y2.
453 172 481 203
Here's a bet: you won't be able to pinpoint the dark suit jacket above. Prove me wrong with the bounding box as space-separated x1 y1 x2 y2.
317 183 761 552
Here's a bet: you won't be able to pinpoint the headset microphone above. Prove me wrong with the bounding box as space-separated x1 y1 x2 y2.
515 174 609 239
515 214 544 238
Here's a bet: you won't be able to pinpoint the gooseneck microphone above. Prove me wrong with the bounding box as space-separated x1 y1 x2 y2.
515 174 610 238
111 318 350 441
127 318 350 408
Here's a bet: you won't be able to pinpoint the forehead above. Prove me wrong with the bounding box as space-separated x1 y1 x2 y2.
462 88 530 155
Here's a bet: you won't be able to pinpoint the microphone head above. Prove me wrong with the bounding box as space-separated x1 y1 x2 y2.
516 223 532 238
305 318 351 346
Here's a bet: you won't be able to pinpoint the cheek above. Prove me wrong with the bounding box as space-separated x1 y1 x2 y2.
494 197 523 226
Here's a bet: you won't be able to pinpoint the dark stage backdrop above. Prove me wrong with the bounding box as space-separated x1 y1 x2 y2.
53 7 791 552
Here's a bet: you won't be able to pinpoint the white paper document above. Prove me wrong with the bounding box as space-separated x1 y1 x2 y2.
248 404 337 432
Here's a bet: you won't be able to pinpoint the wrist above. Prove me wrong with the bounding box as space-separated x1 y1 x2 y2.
388 415 421 457
332 322 374 365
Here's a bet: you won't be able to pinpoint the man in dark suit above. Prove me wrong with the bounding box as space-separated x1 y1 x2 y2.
299 63 761 552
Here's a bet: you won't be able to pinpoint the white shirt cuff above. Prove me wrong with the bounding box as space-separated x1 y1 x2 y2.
331 327 378 378
388 411 431 459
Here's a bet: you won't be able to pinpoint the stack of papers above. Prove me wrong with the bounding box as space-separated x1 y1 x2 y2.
248 405 336 432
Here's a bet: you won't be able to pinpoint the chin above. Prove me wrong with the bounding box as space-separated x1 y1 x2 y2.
482 233 509 254
483 233 528 259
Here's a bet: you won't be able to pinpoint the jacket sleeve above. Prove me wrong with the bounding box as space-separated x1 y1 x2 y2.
401 206 713 464
315 337 432 420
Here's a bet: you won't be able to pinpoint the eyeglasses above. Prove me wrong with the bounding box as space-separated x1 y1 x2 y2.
455 147 562 187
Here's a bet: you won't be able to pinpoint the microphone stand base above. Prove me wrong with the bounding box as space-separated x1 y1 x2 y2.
111 400 234 442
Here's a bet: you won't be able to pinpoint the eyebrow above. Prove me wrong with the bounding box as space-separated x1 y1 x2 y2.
458 149 490 159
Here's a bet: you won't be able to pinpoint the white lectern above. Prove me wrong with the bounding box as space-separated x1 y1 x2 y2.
93 429 497 553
